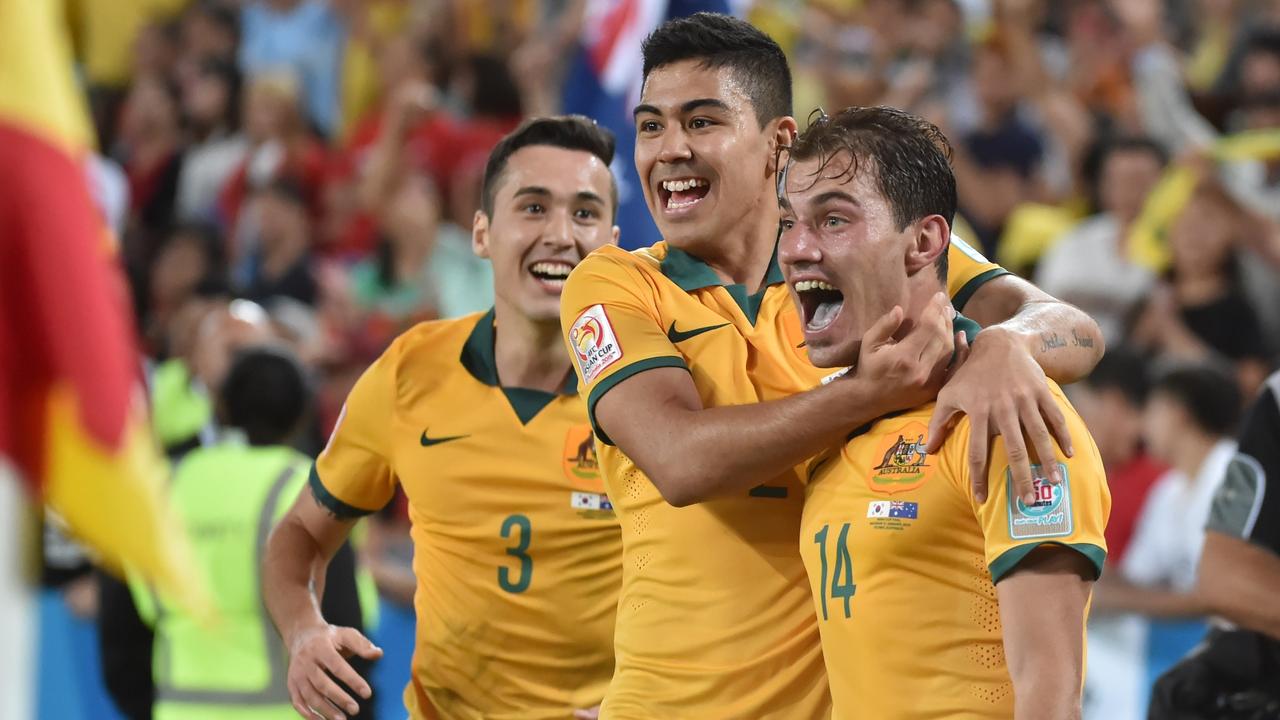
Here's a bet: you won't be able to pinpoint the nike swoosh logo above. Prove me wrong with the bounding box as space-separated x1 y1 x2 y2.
667 321 730 344
420 431 469 447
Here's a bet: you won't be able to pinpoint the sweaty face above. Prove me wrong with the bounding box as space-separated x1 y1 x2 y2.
634 61 777 253
778 155 916 368
475 145 618 323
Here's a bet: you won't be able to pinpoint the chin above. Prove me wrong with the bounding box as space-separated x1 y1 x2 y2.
805 340 855 370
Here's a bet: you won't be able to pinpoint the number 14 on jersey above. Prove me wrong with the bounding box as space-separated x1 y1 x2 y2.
813 523 856 621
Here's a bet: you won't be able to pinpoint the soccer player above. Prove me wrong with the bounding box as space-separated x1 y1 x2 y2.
559 13 1105 718
264 116 623 720
780 106 1110 719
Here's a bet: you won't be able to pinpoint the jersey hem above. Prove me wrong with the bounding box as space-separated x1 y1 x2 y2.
989 541 1106 583
308 464 377 519
586 356 689 445
952 268 1011 313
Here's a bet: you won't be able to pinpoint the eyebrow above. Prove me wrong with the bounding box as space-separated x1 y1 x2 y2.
576 191 606 205
513 186 551 198
632 97 732 120
810 190 861 208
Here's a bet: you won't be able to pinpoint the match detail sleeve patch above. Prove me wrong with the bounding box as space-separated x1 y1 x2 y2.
569 304 623 384
1006 463 1073 540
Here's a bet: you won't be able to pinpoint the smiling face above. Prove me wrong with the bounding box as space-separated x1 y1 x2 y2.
473 144 619 323
778 154 950 368
634 60 793 256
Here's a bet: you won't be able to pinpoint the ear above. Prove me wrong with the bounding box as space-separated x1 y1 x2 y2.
472 210 491 259
767 116 800 175
610 224 621 247
904 215 950 276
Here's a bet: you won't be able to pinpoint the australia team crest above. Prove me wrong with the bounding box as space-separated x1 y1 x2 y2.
866 421 934 494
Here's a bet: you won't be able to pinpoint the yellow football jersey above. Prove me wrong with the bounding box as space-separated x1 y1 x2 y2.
801 378 1110 720
312 310 622 720
559 238 1005 719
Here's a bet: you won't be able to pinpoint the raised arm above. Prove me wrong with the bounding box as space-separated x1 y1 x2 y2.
998 547 1094 720
594 296 957 507
932 273 1104 504
264 491 382 720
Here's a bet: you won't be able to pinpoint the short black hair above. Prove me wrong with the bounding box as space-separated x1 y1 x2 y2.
786 106 956 282
1083 346 1152 407
220 346 310 446
1151 362 1242 437
641 12 792 127
480 115 619 221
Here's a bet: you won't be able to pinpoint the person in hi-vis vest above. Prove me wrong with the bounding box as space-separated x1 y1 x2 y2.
129 347 375 720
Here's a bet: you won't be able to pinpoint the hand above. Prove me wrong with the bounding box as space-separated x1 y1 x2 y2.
926 326 1073 504
387 81 438 131
854 292 956 416
286 624 383 720
573 706 602 719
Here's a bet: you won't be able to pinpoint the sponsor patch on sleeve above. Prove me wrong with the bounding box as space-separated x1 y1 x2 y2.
569 304 623 384
1007 463 1073 539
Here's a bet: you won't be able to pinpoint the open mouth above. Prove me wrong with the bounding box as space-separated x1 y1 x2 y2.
528 260 574 291
794 280 844 332
658 177 711 213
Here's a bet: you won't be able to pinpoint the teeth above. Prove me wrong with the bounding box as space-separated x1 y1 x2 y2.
531 261 572 279
661 178 709 192
794 280 837 292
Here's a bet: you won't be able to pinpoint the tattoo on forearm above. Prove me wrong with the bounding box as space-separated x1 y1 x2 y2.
1071 329 1095 348
1041 333 1067 352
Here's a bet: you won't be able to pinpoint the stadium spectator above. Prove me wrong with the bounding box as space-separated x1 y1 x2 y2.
238 179 319 307
1093 362 1242 620
176 59 248 221
238 0 346 137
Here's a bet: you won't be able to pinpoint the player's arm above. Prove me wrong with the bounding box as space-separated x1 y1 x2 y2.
566 255 957 507
958 385 1109 720
933 261 1106 505
264 493 380 720
997 547 1094 720
264 352 399 719
1195 378 1280 639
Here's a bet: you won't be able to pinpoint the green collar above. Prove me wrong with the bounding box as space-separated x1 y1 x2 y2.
459 308 577 424
658 245 785 324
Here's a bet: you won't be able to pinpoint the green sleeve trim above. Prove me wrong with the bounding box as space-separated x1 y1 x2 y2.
586 356 690 446
308 465 377 520
952 267 1012 313
989 541 1106 583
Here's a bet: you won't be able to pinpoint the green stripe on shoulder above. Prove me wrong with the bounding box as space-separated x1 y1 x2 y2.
308 465 376 520
989 541 1106 584
952 268 1012 313
586 356 690 446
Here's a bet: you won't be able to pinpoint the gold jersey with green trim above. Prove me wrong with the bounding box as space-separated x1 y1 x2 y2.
800 380 1110 719
558 238 1006 719
311 310 622 720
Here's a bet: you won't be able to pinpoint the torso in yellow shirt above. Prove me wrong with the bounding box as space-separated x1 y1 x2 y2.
312 311 621 720
801 369 1110 720
560 238 1006 719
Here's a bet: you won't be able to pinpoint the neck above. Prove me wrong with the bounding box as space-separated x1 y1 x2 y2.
688 195 780 291
1170 431 1218 481
492 300 571 393
1175 272 1228 304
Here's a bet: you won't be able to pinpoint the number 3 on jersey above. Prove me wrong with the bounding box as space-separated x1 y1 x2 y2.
499 514 532 593
813 523 856 620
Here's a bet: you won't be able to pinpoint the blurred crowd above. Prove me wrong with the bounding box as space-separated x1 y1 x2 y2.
42 0 1280 718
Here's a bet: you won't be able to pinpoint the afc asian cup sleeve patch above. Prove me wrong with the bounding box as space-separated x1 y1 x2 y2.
569 304 623 384
1007 463 1073 540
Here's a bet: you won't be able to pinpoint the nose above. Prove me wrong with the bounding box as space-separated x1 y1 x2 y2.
778 221 822 271
656 125 693 164
540 206 575 249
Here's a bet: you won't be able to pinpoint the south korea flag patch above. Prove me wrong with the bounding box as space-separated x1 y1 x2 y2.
1007 463 1073 540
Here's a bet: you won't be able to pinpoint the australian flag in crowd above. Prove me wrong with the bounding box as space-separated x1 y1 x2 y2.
562 0 741 250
